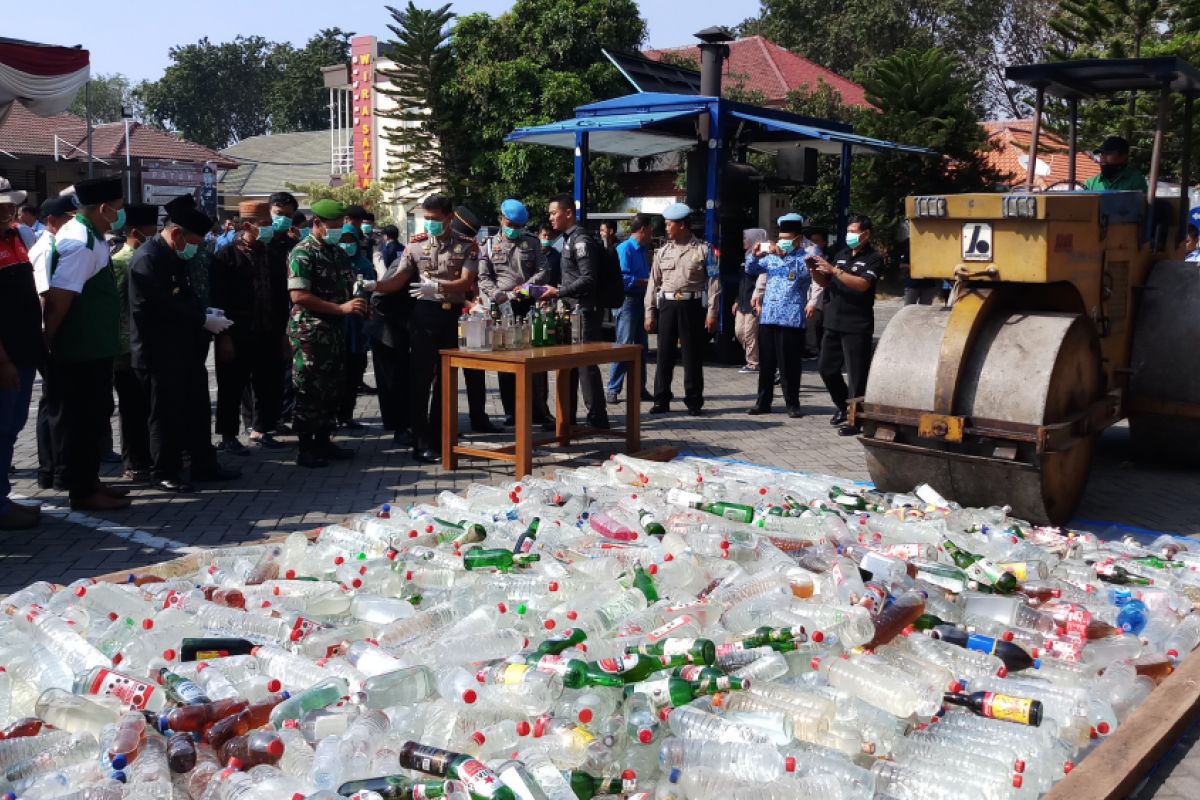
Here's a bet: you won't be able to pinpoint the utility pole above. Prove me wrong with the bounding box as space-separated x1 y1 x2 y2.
85 81 94 178
122 105 134 202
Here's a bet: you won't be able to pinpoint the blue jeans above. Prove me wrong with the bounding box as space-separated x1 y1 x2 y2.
0 366 35 513
608 295 648 395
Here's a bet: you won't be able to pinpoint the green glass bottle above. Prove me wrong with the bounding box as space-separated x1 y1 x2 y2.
545 309 559 345
513 517 540 555
739 626 801 648
527 653 625 689
158 668 211 705
567 771 629 800
531 627 587 657
943 541 1018 593
338 776 450 799
689 499 755 524
628 637 716 666
638 509 666 537
632 564 658 602
398 742 514 800
625 671 746 709
586 653 669 684
670 664 747 693
1095 563 1153 586
828 486 866 511
1129 555 1184 570
910 613 950 632
462 548 539 572
433 518 487 546
532 308 545 346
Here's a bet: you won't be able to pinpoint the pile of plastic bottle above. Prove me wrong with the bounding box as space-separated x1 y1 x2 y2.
2 454 1198 800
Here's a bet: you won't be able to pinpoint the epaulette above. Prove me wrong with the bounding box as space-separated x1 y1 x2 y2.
409 232 430 244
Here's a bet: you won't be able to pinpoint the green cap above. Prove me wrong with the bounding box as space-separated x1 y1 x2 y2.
311 199 347 221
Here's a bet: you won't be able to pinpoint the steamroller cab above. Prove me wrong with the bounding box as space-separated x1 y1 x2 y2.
855 58 1200 525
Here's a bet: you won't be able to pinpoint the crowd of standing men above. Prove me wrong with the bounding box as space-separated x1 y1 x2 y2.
0 172 882 532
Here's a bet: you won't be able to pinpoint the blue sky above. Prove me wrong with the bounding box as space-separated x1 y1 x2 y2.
9 1 751 83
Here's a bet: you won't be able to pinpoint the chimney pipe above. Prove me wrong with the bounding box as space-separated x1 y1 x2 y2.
695 26 734 99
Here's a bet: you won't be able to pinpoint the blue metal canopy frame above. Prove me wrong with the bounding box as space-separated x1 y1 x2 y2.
503 92 936 253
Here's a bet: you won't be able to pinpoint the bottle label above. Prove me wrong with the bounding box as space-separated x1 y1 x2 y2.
595 655 638 674
881 543 924 560
983 692 1035 725
498 664 529 685
87 668 159 710
965 633 999 656
400 743 453 776
290 615 326 643
997 561 1029 581
715 641 748 658
830 561 847 587
674 665 704 681
633 676 673 707
458 759 505 797
665 599 709 615
965 559 1008 586
162 590 185 610
534 655 568 676
172 678 209 704
1064 605 1090 639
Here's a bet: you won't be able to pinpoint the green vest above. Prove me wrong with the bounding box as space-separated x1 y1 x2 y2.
50 215 120 362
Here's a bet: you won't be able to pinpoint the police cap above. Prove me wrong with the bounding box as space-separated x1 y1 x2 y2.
662 202 691 221
777 212 806 233
500 199 529 226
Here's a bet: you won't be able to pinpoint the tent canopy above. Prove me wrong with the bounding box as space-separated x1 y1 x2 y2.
0 37 90 124
1006 57 1200 99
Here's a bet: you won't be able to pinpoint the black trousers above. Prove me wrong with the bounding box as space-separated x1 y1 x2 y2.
463 369 489 425
408 301 460 451
339 352 369 423
756 324 804 411
568 304 607 424
139 359 218 481
40 356 113 498
114 365 151 472
653 298 705 409
818 328 874 411
218 336 283 438
371 335 408 432
499 371 551 421
36 393 59 489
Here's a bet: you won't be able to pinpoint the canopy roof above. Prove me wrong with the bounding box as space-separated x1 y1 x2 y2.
504 92 935 158
0 37 90 124
1006 58 1200 99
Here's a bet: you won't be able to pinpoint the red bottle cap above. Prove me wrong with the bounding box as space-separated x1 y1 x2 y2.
637 728 653 744
622 769 637 781
578 708 593 724
267 739 284 758
1012 775 1023 789
461 689 477 704
566 611 578 621
267 679 282 693
227 758 243 770
1014 760 1025 773
1064 762 1074 774
1097 721 1110 735
812 631 825 643
785 757 796 773
471 731 485 745
162 649 177 661
516 720 531 736
543 619 556 630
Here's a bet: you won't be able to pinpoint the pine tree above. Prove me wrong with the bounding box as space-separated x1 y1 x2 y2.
376 2 455 196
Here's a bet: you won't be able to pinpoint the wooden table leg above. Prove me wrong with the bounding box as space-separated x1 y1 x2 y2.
555 367 572 447
626 351 641 454
441 356 459 470
515 366 533 478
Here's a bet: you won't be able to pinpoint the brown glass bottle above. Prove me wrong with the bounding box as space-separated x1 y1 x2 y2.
863 591 925 650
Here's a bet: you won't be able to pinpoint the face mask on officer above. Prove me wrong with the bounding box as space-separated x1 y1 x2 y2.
845 228 865 249
424 219 445 237
361 223 373 235
105 203 126 232
257 224 274 243
503 226 522 241
340 241 358 257
778 238 796 254
1100 162 1124 179
271 214 293 232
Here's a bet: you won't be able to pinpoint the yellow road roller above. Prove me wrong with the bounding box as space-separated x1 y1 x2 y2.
854 58 1200 525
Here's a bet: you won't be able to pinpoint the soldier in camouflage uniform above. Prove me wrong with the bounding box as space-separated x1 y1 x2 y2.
286 199 368 468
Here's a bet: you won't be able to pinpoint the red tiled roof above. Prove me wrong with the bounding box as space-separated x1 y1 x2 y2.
0 102 236 166
641 36 872 109
982 120 1100 189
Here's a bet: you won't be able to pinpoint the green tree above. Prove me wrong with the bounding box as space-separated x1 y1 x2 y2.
285 180 391 224
69 73 137 123
852 48 1001 236
377 2 456 194
268 29 354 133
434 0 646 222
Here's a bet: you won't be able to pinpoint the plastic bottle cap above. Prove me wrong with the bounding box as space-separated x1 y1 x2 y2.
425 525 435 533
111 753 128 770
578 708 593 724
471 731 486 745
566 611 578 621
669 768 681 783
1064 762 1074 774
74 586 87 597
282 719 298 729
1097 721 1110 735
1168 649 1179 658
111 771 126 783
548 582 559 592
637 728 653 744
949 681 962 693
997 667 1008 678
267 679 282 693
462 690 477 704
285 570 296 580
812 631 825 643
267 739 284 758
544 619 556 630
663 553 674 562
497 603 508 613
351 579 362 589
516 720 531 736
1012 775 1023 789
810 657 822 670
142 618 155 630
785 756 796 772
162 649 177 661
1003 630 1014 641
228 758 244 770
1014 760 1025 773
333 557 345 566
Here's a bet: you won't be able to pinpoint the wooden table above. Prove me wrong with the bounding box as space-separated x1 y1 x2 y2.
440 342 642 477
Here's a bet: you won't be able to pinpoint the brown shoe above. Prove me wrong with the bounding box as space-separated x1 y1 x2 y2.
0 503 40 530
70 491 132 511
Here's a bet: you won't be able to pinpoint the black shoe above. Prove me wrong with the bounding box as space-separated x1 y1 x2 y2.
503 415 515 427
392 430 415 448
787 407 804 419
274 422 294 435
218 437 250 456
412 448 440 464
838 424 860 437
471 419 502 435
297 450 329 468
640 390 654 402
357 383 377 395
829 409 848 427
587 416 611 430
534 415 556 432
605 392 619 404
250 433 287 450
156 478 193 493
100 450 122 464
648 404 670 414
687 407 705 417
192 465 241 482
339 419 366 432
747 406 770 415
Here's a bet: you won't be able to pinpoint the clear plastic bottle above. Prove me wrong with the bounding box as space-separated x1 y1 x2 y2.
659 738 785 782
664 704 771 744
816 656 938 718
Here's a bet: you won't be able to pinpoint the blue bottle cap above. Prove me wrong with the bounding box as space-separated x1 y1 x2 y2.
157 713 171 734
111 753 128 770
280 691 291 700
1033 658 1042 669
669 768 681 783
112 769 127 782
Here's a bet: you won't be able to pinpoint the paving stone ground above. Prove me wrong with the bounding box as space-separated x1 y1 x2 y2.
2 297 1198 797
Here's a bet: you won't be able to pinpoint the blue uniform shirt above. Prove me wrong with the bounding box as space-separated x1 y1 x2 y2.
746 243 815 328
616 237 649 294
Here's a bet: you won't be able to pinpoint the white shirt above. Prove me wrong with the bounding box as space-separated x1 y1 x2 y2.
1186 248 1200 263
28 230 55 294
49 216 110 293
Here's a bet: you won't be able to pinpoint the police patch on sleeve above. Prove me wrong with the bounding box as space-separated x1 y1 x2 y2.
575 242 588 257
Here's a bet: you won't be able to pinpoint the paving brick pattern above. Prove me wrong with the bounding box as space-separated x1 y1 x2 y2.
2 297 1197 798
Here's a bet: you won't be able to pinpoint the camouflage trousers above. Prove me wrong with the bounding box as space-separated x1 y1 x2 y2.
289 321 345 435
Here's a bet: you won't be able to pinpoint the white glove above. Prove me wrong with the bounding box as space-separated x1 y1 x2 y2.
360 279 378 292
409 278 440 300
469 304 489 317
203 314 234 335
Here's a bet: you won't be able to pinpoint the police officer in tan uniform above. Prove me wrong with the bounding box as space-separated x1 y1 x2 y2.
478 198 553 428
372 194 479 463
645 203 721 415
